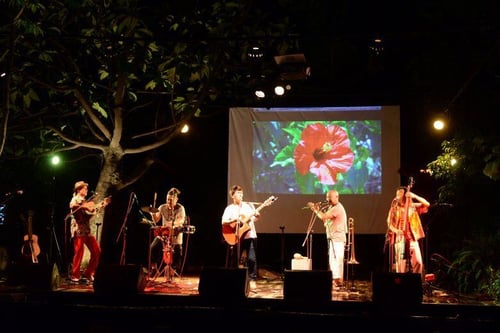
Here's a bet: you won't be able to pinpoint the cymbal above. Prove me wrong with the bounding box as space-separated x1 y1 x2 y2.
139 218 154 225
141 206 159 213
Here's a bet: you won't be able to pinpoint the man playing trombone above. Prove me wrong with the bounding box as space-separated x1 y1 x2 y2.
307 189 348 290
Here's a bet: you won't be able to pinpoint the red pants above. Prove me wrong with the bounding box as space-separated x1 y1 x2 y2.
72 235 101 279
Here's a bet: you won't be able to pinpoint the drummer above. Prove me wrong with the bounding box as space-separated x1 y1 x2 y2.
149 187 186 276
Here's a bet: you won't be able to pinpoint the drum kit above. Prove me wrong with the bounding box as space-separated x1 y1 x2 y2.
139 206 196 284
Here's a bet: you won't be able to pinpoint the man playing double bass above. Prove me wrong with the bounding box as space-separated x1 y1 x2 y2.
385 182 430 274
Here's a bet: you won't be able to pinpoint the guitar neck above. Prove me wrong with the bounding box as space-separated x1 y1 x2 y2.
27 212 34 238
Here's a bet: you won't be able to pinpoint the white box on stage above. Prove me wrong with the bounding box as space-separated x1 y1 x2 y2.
291 258 312 270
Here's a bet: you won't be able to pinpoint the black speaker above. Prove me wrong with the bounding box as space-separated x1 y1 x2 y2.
372 272 423 310
93 264 147 296
284 269 332 303
7 262 60 291
198 267 248 301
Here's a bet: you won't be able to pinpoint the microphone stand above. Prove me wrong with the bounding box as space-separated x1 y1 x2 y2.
48 175 64 274
279 225 285 279
302 210 319 264
236 218 241 268
116 192 134 265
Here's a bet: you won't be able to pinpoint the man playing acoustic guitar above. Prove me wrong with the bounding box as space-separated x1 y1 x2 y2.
69 181 110 283
221 185 263 291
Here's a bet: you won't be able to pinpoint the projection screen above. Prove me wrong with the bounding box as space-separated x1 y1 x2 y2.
227 106 400 234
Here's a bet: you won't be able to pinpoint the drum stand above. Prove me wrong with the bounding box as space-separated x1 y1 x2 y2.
147 236 179 287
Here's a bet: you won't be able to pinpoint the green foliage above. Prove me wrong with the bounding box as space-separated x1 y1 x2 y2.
488 270 500 303
428 129 500 300
428 131 500 202
449 231 500 300
1 0 295 165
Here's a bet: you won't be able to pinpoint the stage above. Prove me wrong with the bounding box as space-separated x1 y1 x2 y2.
1 265 499 333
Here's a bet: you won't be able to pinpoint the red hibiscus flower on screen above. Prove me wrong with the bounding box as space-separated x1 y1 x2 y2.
294 123 354 185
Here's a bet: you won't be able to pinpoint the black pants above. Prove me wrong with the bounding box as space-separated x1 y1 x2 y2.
227 238 258 280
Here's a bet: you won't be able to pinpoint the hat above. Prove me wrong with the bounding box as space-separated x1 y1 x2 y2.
73 181 89 192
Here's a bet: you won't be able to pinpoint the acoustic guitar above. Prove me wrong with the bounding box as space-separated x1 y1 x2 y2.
222 196 277 245
21 210 40 263
71 196 111 237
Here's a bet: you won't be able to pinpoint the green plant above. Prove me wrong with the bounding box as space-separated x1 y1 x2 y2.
449 231 500 300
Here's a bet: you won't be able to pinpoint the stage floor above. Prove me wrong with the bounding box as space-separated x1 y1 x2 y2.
1 268 500 333
48 267 490 306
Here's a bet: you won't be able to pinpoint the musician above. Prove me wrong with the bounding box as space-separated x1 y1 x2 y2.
307 189 347 289
221 185 260 290
385 186 429 274
150 187 186 276
69 181 109 283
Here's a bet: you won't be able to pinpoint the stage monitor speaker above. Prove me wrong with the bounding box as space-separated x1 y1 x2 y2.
372 272 423 310
93 264 147 296
284 269 332 303
198 267 248 301
6 262 60 292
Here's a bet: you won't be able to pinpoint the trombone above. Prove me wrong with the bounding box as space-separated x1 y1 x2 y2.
347 217 359 265
345 217 359 291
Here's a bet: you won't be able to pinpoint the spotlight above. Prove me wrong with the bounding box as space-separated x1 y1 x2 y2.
255 89 266 98
431 112 448 131
180 124 189 133
247 46 264 60
274 85 285 96
433 119 445 130
369 37 384 56
51 155 61 166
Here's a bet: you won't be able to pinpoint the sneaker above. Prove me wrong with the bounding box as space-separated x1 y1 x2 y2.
82 275 94 283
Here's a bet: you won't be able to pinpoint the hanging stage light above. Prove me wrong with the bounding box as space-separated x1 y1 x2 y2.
255 89 266 99
274 85 285 96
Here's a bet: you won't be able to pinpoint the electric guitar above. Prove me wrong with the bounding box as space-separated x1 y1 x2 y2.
21 210 40 263
222 196 277 245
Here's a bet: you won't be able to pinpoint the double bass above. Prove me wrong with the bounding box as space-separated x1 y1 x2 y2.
394 177 414 272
